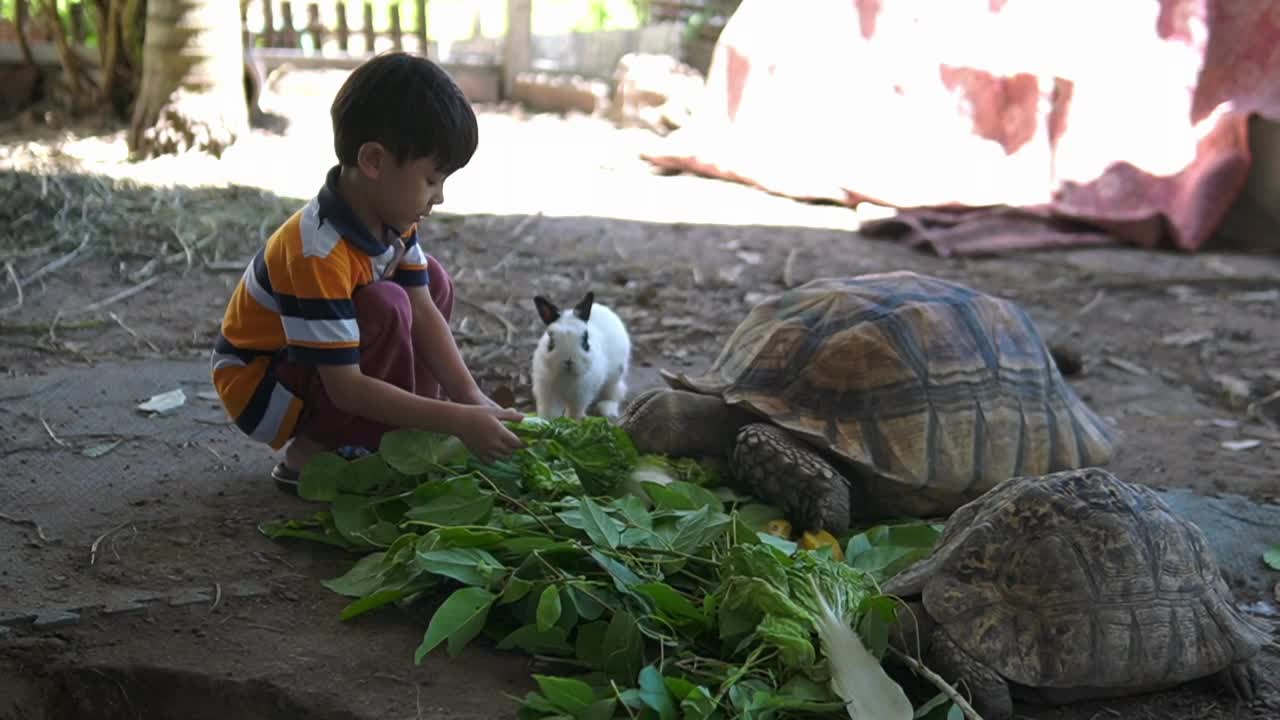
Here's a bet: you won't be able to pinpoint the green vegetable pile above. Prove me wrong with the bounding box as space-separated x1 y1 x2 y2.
260 416 961 720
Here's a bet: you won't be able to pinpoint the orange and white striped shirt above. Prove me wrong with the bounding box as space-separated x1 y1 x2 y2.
211 166 430 449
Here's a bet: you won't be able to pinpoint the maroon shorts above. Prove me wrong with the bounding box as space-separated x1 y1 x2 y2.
274 255 454 451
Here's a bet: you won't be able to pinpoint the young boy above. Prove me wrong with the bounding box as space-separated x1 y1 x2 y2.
211 52 524 493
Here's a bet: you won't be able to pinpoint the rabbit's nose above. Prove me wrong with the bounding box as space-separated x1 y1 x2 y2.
563 359 575 369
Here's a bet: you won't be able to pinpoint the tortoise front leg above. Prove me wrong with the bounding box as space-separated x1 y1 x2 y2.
1213 660 1258 701
729 422 852 533
929 626 1014 720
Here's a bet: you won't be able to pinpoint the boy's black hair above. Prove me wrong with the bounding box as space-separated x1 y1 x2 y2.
330 52 478 174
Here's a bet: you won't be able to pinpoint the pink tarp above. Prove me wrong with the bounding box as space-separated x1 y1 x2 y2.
641 0 1280 255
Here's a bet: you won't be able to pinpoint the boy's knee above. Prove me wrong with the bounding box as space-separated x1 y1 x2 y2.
426 255 455 316
355 281 411 326
426 255 453 293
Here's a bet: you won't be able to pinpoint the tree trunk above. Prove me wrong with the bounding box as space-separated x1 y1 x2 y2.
126 0 247 161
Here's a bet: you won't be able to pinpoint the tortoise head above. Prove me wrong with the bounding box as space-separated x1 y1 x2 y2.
617 387 753 459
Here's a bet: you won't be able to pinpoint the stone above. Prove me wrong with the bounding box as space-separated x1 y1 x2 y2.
224 580 269 598
0 610 36 626
101 600 149 617
32 609 80 629
1156 487 1280 602
167 588 212 608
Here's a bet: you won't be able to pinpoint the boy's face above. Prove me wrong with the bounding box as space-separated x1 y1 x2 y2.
357 142 449 232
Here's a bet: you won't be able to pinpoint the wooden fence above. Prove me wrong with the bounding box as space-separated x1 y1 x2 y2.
0 0 738 104
242 0 429 56
239 1 738 61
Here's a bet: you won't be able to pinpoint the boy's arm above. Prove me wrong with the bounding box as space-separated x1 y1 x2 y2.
315 364 522 462
405 285 498 407
281 241 517 459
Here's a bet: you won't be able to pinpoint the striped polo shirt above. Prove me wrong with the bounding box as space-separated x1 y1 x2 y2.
211 165 430 449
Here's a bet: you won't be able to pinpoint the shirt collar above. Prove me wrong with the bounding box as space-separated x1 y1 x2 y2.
315 165 415 257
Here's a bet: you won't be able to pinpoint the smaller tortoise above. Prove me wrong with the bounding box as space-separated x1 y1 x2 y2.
618 271 1118 533
883 467 1272 719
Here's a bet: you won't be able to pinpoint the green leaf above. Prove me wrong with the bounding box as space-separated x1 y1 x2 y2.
568 585 609 621
575 621 609 667
912 691 954 719
338 585 421 621
578 496 623 549
735 503 786 530
848 544 930 581
886 522 945 547
320 551 388 597
756 531 798 555
1264 544 1280 571
297 452 348 501
416 548 508 587
775 675 833 703
536 584 564 632
257 518 352 549
858 594 902 658
502 575 535 605
756 614 815 669
343 453 402 493
661 676 699 703
844 521 943 580
620 527 660 548
497 624 575 656
642 480 724 513
501 535 577 556
613 494 653 529
415 586 496 662
601 610 645 684
669 505 731 551
518 691 560 716
589 549 645 594
380 428 467 475
679 685 718 720
426 527 507 548
636 582 709 631
404 489 495 526
637 665 678 720
580 698 618 720
532 675 596 716
330 494 390 548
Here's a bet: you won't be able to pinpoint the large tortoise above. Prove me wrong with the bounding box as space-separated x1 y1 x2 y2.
618 271 1118 532
882 467 1272 719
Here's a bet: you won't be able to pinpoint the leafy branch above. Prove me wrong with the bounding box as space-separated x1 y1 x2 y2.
259 416 965 720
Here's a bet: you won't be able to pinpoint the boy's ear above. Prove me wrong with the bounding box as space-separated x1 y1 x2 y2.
356 141 387 178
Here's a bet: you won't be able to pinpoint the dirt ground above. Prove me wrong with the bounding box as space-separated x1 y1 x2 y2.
2 67 1279 719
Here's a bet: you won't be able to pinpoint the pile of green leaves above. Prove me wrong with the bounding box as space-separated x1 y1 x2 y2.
260 416 957 720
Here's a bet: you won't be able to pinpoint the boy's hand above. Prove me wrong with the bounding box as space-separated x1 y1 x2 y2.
456 385 505 410
457 405 525 464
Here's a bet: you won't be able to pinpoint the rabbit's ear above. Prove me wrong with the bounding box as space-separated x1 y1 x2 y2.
534 296 560 325
573 291 594 322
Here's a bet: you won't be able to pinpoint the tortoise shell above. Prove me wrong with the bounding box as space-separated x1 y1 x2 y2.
887 468 1271 688
662 271 1117 493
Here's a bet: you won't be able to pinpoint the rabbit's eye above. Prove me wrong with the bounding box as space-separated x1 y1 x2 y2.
547 337 555 351
580 331 590 352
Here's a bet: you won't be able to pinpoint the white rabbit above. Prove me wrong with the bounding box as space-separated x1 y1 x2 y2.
531 291 631 420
